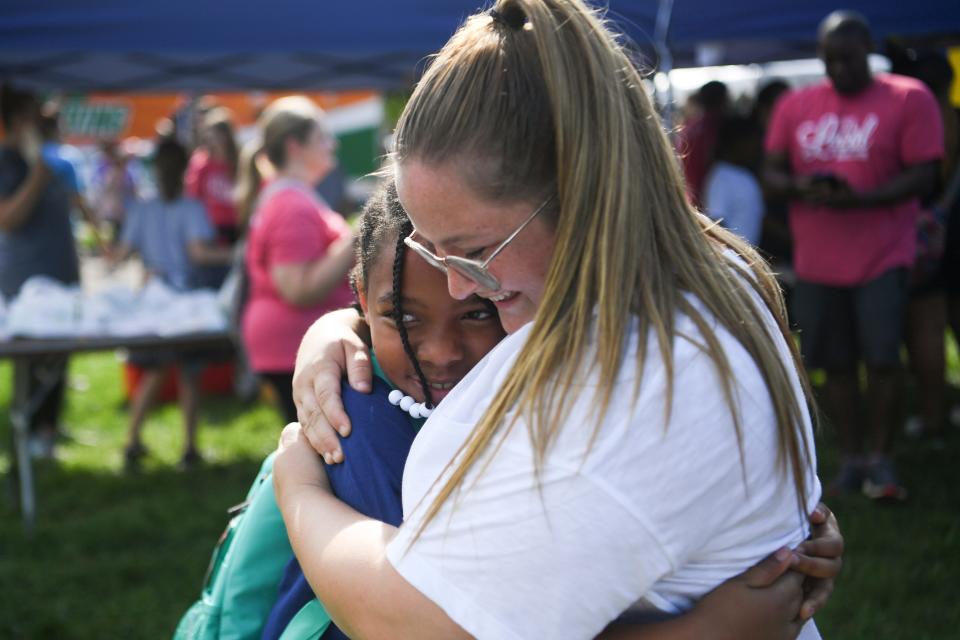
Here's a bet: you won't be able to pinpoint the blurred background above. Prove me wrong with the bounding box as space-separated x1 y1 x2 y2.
0 1 958 638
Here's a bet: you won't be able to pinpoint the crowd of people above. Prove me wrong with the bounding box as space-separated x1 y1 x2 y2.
681 11 958 502
4 0 959 637
0 86 356 465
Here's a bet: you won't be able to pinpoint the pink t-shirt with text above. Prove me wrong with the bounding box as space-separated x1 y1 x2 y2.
242 181 354 372
766 74 943 286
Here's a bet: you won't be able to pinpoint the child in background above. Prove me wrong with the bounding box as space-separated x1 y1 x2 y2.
186 107 240 288
110 138 233 470
703 115 766 245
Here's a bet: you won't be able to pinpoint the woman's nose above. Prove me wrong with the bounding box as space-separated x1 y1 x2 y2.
446 268 479 301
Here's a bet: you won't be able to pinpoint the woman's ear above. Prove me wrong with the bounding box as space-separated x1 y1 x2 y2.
284 135 301 165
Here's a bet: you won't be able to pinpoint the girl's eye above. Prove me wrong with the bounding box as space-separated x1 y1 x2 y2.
463 308 494 321
464 247 486 260
380 310 417 326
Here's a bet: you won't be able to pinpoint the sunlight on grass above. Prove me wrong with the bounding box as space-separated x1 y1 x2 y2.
0 352 283 638
2 346 959 638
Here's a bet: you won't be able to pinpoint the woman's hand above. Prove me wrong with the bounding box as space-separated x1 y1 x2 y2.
292 308 372 464
794 502 843 619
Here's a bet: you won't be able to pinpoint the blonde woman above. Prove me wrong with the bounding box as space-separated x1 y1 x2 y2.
239 96 355 423
274 2 841 638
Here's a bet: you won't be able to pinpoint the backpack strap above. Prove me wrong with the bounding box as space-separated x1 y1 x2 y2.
277 599 332 640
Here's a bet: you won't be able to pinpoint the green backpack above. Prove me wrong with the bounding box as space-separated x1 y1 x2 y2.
173 451 332 640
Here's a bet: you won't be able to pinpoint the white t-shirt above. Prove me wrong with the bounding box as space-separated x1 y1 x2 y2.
386 284 822 639
704 161 765 245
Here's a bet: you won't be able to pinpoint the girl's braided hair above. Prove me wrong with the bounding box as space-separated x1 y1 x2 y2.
351 181 434 408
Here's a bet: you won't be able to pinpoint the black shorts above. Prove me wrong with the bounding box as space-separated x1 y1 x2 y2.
792 268 907 371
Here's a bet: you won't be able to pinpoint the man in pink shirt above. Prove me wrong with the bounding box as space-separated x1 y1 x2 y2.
764 11 943 501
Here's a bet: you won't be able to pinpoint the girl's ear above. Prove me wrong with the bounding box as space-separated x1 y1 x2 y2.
357 290 371 323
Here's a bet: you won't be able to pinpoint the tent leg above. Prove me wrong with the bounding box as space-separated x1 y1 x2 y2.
654 0 676 133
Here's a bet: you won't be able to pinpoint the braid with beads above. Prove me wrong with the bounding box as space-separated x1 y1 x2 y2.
391 219 435 408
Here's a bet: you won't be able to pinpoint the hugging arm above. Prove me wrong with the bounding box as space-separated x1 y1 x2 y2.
293 308 372 463
273 423 470 640
277 420 837 640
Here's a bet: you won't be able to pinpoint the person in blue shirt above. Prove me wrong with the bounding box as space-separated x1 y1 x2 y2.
38 108 108 252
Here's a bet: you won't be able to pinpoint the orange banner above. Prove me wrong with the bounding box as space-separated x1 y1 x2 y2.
57 90 378 144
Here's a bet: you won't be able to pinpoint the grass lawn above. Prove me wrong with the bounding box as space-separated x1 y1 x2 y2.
1 351 959 638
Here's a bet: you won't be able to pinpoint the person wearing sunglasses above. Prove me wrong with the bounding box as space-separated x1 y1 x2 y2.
404 195 553 292
272 1 842 638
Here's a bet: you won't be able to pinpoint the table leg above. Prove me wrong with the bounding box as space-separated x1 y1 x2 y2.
11 359 36 533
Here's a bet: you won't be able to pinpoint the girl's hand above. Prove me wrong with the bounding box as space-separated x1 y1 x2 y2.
795 502 843 619
292 308 372 464
689 548 804 640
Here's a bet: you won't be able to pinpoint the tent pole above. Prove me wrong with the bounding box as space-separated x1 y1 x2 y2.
654 0 676 134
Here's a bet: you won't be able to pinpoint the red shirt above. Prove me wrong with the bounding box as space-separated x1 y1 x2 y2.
185 149 238 233
242 180 354 372
766 74 943 286
678 110 722 208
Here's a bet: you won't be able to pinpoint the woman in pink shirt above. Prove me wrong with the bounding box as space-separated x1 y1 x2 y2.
240 96 355 422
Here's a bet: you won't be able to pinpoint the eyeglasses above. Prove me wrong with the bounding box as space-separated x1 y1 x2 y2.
403 196 553 292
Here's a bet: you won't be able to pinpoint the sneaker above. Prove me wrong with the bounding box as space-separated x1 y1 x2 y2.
177 449 204 472
826 459 863 496
123 444 149 472
862 457 908 502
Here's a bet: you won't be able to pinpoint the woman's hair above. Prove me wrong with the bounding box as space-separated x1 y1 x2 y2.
351 180 435 407
234 138 264 230
394 0 815 537
204 107 239 180
233 96 327 228
153 138 190 202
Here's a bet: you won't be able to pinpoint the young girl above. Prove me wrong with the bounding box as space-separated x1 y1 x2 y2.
176 180 505 638
260 179 505 639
